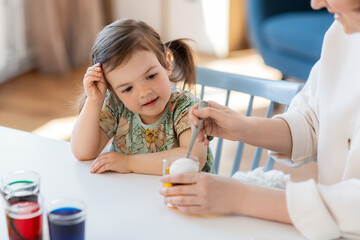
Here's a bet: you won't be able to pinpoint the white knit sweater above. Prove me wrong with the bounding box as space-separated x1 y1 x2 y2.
270 21 360 240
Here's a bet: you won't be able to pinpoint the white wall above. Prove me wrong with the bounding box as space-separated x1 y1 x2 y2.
112 0 163 35
0 0 34 84
166 0 229 57
111 0 231 57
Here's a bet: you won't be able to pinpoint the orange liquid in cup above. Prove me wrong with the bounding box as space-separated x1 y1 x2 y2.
164 167 178 187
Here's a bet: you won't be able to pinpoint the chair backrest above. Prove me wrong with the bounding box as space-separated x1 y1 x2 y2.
196 66 304 176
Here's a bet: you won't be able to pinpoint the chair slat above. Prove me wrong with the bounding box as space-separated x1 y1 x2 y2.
231 95 254 175
231 142 245 175
214 138 223 174
251 147 263 170
213 90 231 174
264 156 275 172
196 67 304 176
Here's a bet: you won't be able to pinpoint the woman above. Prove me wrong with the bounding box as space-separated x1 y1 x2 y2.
159 0 360 239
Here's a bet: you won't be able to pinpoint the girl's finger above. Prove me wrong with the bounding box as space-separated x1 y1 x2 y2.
88 65 102 71
94 162 111 174
90 158 107 173
100 73 106 83
84 76 104 86
90 158 100 167
85 71 102 77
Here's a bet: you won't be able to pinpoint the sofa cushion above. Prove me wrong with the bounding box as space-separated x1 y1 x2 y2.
262 12 334 62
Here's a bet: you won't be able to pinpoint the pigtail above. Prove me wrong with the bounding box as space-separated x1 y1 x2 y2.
165 39 196 91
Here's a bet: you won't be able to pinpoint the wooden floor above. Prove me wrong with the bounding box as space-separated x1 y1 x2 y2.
0 50 318 182
0 67 86 139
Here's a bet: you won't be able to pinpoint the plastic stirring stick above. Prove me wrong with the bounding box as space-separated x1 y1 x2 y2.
186 100 209 158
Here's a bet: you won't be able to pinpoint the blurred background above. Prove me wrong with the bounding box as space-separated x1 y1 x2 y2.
0 0 334 180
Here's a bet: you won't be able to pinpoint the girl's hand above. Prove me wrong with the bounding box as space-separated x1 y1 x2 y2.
189 101 245 145
89 151 131 174
83 63 107 103
159 173 241 215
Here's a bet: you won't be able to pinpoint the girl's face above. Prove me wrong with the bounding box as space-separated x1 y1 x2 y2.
105 50 172 125
311 0 360 34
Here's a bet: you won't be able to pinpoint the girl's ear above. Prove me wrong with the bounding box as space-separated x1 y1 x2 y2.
165 52 172 76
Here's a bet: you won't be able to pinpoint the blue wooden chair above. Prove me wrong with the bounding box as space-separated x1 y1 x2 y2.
196 66 304 175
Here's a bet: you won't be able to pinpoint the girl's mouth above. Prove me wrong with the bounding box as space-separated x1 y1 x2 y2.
143 97 159 107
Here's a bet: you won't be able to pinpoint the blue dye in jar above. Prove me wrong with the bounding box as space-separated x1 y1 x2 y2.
48 207 85 240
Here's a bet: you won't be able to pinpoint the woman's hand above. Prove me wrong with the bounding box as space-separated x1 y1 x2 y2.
159 173 242 215
89 151 131 174
83 63 107 103
189 101 245 145
159 173 291 223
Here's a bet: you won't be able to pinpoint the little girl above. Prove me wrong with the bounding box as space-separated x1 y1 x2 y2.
71 19 214 175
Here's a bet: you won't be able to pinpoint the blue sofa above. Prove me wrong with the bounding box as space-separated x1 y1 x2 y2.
247 0 334 81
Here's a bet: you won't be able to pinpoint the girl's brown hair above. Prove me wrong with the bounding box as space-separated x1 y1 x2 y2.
78 19 197 112
92 18 196 90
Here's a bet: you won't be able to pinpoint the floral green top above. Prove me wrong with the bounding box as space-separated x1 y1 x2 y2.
99 90 214 173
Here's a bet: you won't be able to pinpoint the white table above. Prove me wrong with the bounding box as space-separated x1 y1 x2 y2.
0 126 305 240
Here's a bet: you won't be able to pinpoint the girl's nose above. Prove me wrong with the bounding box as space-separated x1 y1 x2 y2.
138 82 152 98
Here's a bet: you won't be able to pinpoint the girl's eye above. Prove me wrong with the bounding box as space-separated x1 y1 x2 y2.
122 86 133 93
147 73 157 80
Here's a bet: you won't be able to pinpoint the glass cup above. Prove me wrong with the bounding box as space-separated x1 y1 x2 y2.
1 171 41 198
162 155 199 207
4 193 43 240
47 198 86 240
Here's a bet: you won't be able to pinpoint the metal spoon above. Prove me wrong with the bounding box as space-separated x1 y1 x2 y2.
186 100 209 158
